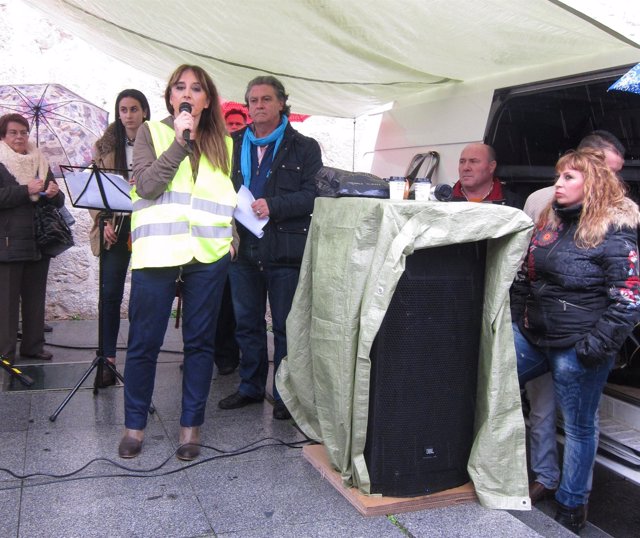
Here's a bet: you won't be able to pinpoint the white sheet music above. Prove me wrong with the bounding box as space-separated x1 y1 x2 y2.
63 170 133 211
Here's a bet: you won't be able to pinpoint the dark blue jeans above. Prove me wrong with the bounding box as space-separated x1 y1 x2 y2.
514 323 612 507
228 261 299 402
100 242 130 359
214 277 239 370
123 257 229 430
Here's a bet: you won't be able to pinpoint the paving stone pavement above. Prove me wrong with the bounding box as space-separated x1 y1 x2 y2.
0 320 601 537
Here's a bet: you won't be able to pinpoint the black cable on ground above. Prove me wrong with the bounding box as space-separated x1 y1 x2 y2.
0 438 316 491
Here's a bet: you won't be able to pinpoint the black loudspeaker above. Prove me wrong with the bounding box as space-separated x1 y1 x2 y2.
364 241 486 497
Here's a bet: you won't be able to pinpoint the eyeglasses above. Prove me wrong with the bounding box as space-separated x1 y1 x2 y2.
7 130 29 137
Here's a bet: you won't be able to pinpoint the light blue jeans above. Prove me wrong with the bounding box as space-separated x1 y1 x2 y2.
514 324 612 507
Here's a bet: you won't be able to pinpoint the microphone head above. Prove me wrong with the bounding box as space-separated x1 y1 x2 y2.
179 102 192 114
434 183 453 201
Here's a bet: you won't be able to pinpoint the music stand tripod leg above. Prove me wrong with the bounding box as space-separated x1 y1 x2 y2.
49 355 102 421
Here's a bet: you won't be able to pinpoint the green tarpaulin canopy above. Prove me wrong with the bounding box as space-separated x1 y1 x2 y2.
22 1 640 118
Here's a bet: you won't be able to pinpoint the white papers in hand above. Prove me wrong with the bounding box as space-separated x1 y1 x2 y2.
234 185 268 238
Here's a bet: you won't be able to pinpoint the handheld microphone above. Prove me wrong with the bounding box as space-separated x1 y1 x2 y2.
179 102 192 145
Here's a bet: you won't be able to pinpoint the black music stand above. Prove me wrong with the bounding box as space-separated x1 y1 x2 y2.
49 163 150 421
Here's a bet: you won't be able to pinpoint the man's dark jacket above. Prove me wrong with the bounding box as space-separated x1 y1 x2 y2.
231 122 322 267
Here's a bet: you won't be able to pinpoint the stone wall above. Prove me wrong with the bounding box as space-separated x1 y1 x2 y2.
46 206 121 320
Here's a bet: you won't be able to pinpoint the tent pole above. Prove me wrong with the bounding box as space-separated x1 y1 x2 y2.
352 118 356 172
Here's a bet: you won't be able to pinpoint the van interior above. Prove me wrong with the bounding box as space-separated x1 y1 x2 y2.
487 64 640 201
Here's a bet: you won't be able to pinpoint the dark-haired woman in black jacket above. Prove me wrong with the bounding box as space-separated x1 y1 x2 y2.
89 89 150 387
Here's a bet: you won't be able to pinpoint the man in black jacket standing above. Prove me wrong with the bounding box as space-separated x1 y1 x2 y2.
218 76 323 419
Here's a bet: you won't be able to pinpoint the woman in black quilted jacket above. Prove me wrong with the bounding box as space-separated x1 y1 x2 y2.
511 148 640 534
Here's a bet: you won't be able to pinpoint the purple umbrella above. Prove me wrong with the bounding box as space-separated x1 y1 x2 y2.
0 83 108 176
608 63 640 95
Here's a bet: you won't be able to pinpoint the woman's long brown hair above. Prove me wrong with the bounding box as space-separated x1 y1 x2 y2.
164 64 230 175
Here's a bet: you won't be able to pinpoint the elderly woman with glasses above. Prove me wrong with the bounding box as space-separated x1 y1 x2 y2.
0 113 65 364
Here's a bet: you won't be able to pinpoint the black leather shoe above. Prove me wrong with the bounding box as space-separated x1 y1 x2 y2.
529 481 556 504
118 432 143 459
273 400 292 420
217 365 237 375
218 391 263 409
20 351 53 361
555 502 587 535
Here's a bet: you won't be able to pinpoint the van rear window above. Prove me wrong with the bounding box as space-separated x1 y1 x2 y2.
486 66 640 197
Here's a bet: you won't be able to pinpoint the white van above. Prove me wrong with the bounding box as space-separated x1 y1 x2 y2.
369 58 640 483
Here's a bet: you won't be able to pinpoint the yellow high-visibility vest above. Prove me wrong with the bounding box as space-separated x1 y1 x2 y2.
130 121 236 269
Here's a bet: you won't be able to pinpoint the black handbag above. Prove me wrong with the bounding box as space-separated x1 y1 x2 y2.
34 202 74 257
315 166 390 198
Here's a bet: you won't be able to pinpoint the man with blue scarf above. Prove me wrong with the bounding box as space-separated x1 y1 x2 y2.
218 76 322 420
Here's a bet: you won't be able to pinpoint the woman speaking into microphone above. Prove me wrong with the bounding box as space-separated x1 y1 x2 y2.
118 65 236 461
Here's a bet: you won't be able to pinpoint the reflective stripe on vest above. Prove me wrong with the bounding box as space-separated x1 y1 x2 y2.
130 121 236 269
132 191 191 211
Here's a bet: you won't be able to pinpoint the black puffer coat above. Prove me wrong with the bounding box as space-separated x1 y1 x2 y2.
0 163 64 262
230 122 323 267
511 200 640 366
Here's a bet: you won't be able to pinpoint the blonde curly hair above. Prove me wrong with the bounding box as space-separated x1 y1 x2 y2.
539 148 629 248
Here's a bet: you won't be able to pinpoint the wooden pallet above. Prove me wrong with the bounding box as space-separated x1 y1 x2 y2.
303 444 477 516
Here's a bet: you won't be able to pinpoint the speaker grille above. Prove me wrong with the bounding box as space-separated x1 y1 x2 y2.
364 242 486 496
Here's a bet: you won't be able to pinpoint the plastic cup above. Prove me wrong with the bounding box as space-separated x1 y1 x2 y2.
414 180 431 201
388 178 406 200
